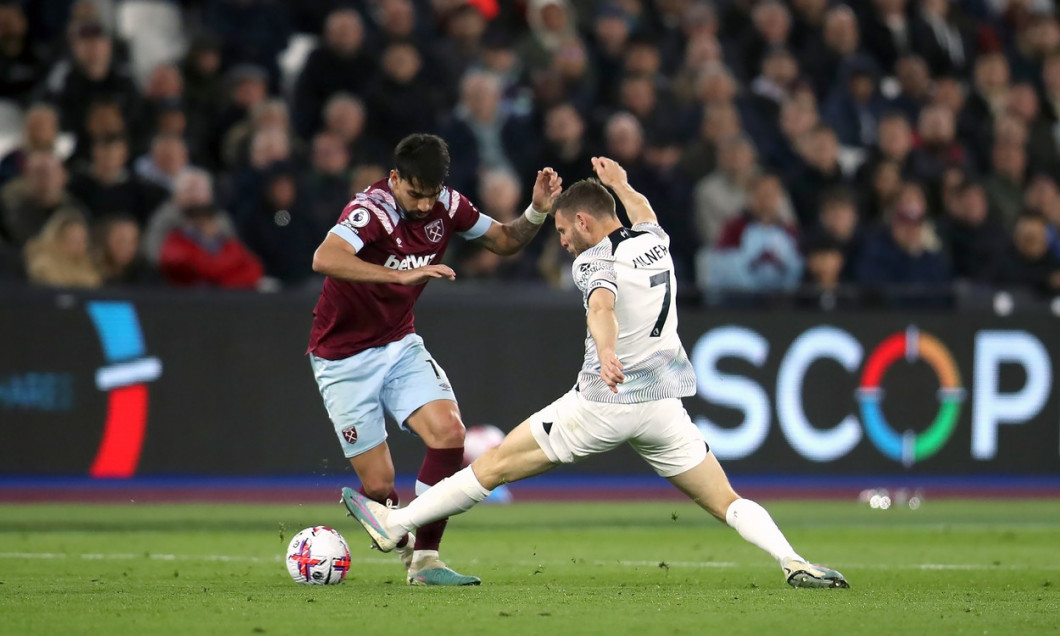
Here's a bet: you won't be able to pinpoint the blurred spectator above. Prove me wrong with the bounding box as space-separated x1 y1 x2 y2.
93 214 159 286
858 111 914 191
710 172 803 291
158 196 264 290
440 70 519 196
1024 174 1060 258
588 4 631 108
67 135 167 226
74 97 128 166
823 57 887 148
856 183 950 287
234 161 318 287
857 0 912 73
517 0 578 76
909 105 971 195
737 0 793 83
801 232 845 293
1007 82 1060 176
0 102 59 188
909 0 971 77
205 0 290 90
365 42 439 148
538 102 595 187
302 131 352 232
293 9 377 138
762 95 818 176
803 5 862 102
811 187 863 283
321 93 385 167
937 180 1010 283
432 4 488 108
984 141 1029 229
143 168 237 263
603 112 645 171
222 98 300 169
695 135 768 247
43 18 144 158
995 212 1060 296
350 163 386 195
680 101 741 180
134 133 190 193
788 124 851 225
888 54 932 123
210 64 269 167
863 158 904 222
0 151 83 248
370 0 421 44
960 53 1011 164
24 209 100 288
748 46 800 126
0 1 45 104
551 37 596 115
636 135 697 282
452 169 525 280
180 33 225 165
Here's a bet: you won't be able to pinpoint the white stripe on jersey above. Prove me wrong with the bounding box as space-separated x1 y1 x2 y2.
571 222 696 404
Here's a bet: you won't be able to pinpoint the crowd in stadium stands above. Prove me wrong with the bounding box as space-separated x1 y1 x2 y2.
1 0 1059 302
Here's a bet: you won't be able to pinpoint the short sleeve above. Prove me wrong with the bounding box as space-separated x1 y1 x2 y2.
632 221 670 245
329 200 385 252
572 252 618 303
450 191 489 237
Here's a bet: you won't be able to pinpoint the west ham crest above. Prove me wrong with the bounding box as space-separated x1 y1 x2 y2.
425 219 444 243
341 426 358 444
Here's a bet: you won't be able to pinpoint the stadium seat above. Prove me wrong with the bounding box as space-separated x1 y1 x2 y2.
116 0 186 86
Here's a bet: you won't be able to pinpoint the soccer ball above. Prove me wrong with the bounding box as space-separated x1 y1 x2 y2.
285 526 351 585
463 424 506 465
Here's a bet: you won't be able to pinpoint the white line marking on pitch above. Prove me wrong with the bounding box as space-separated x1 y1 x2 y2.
1 552 1058 571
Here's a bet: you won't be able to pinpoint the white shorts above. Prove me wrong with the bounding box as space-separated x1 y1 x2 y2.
528 390 708 478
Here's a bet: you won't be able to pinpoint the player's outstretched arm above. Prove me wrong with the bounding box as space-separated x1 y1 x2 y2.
586 288 625 393
474 168 562 256
591 156 658 226
312 232 455 285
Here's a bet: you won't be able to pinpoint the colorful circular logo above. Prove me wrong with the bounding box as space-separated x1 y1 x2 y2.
856 327 964 465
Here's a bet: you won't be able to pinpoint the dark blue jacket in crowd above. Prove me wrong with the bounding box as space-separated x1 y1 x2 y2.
856 228 951 287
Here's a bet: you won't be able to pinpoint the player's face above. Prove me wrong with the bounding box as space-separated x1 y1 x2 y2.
554 210 591 256
390 170 442 220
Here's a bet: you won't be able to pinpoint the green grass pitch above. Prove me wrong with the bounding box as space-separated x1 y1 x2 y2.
1 500 1058 635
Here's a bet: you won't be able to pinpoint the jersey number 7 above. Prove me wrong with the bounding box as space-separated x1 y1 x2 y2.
649 272 671 338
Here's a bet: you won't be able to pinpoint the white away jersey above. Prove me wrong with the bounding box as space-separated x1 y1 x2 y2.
571 222 696 404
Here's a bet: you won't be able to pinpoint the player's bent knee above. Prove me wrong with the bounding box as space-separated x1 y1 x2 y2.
424 412 466 448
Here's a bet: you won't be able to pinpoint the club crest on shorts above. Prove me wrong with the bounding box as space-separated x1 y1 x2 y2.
425 219 444 243
341 426 358 444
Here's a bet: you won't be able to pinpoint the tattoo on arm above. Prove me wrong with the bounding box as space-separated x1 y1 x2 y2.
505 215 541 248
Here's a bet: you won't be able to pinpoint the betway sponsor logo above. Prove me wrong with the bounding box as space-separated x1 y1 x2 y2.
383 253 437 270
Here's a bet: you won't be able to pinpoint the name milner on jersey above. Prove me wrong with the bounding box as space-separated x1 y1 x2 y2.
631 244 669 268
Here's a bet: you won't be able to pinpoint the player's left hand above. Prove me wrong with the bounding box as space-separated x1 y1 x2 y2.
599 351 625 393
531 167 563 214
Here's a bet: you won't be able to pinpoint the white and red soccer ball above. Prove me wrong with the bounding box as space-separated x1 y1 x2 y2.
285 526 351 585
463 424 506 465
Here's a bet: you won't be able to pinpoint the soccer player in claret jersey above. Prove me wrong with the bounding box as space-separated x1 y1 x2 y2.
342 156 850 589
310 133 561 586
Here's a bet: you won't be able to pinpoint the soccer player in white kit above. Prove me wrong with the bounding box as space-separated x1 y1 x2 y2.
342 157 849 589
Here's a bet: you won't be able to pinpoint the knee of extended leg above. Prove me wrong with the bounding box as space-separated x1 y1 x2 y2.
427 410 466 448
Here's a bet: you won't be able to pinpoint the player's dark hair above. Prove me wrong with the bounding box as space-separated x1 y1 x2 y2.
552 179 617 219
393 134 450 189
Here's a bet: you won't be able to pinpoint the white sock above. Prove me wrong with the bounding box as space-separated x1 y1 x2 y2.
725 498 802 564
388 467 491 534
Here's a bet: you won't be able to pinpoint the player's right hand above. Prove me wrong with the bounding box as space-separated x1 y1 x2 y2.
395 264 456 285
591 156 628 189
599 351 625 393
